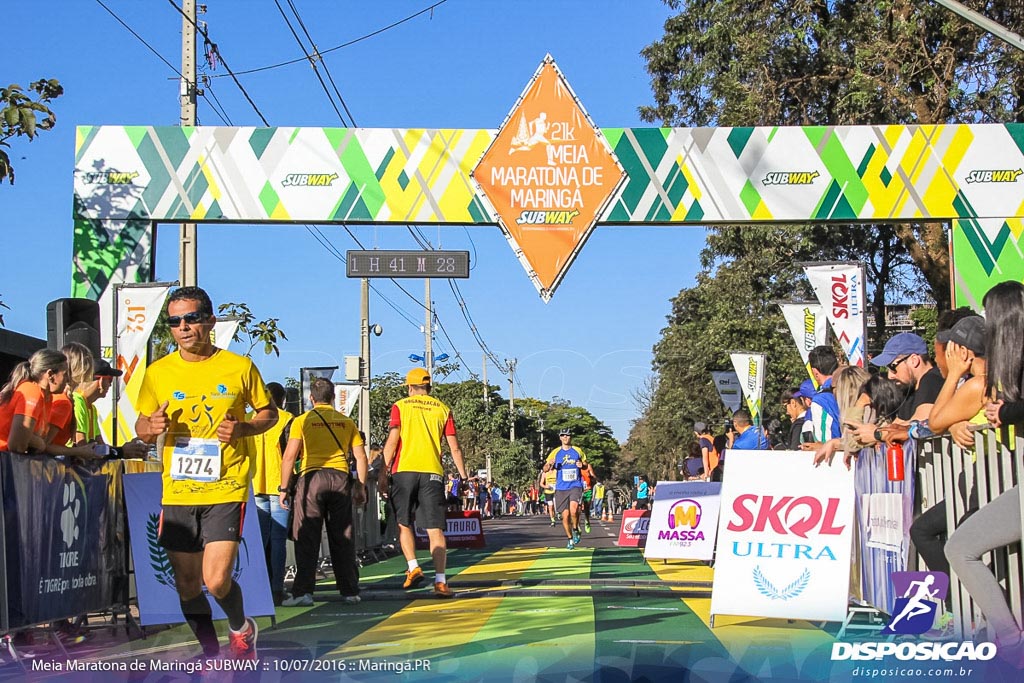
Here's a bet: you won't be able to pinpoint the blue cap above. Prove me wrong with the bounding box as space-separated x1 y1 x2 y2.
870 332 928 367
797 379 816 400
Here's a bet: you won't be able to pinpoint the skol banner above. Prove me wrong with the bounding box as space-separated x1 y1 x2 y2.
1 456 125 629
804 264 866 367
729 352 766 425
211 317 240 351
123 472 274 626
779 302 827 385
97 283 171 445
644 481 721 561
710 370 743 415
710 450 855 623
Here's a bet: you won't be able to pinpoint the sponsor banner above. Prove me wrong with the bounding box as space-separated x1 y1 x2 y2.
414 511 486 549
779 302 827 385
644 481 721 561
729 352 766 424
334 383 360 417
1 455 125 629
710 449 855 623
471 56 626 301
804 264 866 367
123 473 274 626
711 370 744 414
863 492 903 553
616 509 651 547
211 317 240 350
96 283 171 446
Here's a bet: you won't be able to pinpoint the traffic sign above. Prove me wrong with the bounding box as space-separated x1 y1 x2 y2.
345 250 470 278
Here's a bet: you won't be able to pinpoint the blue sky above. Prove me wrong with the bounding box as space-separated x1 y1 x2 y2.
4 0 706 440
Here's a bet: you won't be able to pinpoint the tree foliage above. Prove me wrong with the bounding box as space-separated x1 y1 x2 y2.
217 302 288 357
1 79 63 185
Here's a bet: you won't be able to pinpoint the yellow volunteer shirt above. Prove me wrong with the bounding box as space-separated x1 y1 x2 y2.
542 469 557 494
136 348 273 505
249 407 293 495
289 404 363 474
389 394 455 476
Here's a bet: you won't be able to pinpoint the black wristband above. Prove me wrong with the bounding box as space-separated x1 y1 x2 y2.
278 485 289 493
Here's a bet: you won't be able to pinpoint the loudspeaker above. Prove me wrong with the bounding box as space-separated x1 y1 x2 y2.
46 298 101 358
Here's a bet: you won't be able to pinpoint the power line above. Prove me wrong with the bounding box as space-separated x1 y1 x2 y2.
209 1 448 78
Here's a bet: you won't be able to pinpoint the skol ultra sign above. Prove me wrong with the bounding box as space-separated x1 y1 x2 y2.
472 55 625 301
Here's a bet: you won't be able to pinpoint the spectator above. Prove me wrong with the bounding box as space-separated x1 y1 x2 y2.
945 281 1024 664
694 422 716 481
592 480 605 519
782 388 808 450
808 365 870 467
635 475 651 510
49 342 93 447
806 346 842 443
731 409 770 450
491 482 503 517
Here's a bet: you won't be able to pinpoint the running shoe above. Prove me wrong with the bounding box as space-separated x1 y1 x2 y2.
433 582 454 598
228 617 258 660
566 540 575 550
403 566 425 589
550 519 556 526
584 521 591 534
342 595 361 604
572 530 580 544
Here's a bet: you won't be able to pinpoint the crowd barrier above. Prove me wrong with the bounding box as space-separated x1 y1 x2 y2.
918 425 1023 641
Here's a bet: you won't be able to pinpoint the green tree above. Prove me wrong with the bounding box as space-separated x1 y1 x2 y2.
1 79 63 184
216 302 288 356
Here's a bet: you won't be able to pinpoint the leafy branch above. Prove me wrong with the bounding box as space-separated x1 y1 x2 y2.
1 79 63 185
217 302 288 357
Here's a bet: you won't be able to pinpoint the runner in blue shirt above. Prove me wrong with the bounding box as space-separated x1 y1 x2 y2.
542 428 595 549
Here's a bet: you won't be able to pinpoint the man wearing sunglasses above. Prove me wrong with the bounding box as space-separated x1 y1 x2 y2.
135 286 278 660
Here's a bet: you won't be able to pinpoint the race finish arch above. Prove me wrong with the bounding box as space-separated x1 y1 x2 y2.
73 54 1024 329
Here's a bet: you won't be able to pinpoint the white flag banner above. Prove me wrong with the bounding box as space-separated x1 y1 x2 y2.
803 264 866 367
710 450 856 623
779 302 827 384
644 481 721 561
212 318 240 350
334 383 361 417
711 370 744 414
729 352 766 425
301 367 337 412
97 283 172 445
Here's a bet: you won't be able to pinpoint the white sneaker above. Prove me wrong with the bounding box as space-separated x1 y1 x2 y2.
281 593 313 607
342 595 361 604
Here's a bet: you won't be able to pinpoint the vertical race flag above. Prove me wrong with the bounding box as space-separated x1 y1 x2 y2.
301 367 337 412
729 353 766 426
98 283 172 445
778 302 827 386
334 383 361 417
710 370 744 415
212 317 240 350
804 263 867 367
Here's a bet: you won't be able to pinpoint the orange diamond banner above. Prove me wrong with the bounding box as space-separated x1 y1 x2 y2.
473 55 625 301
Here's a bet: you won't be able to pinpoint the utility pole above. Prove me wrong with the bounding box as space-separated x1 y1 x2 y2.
178 0 198 287
538 417 545 464
482 353 488 406
359 278 370 440
507 358 517 442
424 279 433 371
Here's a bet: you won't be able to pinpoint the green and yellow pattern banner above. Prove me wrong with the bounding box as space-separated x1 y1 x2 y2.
74 124 1024 306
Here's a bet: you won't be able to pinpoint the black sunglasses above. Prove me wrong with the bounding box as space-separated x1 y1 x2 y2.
167 311 207 328
888 356 909 372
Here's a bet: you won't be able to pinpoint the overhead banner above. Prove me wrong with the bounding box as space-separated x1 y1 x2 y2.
644 481 721 561
710 370 743 415
778 302 827 385
804 264 866 367
98 283 172 446
729 352 766 425
123 472 274 626
710 450 855 623
211 317 240 350
471 55 626 301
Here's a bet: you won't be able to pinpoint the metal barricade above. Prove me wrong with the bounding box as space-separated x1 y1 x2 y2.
917 426 1023 640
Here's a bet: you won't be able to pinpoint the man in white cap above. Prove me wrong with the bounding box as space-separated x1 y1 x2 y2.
542 428 595 549
383 368 468 598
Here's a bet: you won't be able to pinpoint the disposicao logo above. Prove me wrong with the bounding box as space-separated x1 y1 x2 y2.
882 571 948 635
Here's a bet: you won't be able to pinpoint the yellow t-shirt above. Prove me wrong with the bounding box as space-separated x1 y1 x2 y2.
389 394 455 476
289 404 363 474
542 469 557 494
249 407 293 495
136 348 273 505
